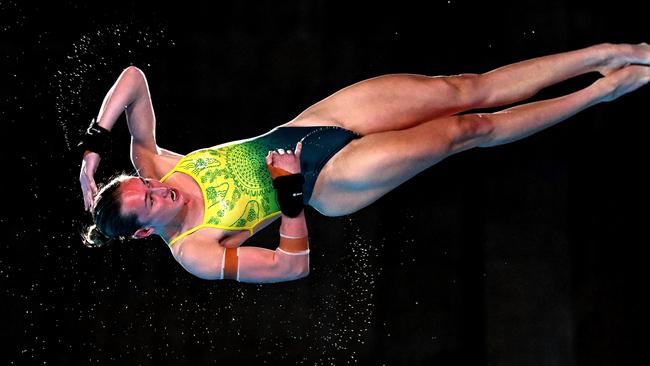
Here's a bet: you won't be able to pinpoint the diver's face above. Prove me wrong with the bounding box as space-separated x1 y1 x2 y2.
119 177 184 231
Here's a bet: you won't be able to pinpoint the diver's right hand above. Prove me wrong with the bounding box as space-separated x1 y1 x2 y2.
80 152 100 211
266 141 303 178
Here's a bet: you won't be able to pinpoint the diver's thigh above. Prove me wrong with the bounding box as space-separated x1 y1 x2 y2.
281 118 342 128
293 74 473 136
308 119 456 216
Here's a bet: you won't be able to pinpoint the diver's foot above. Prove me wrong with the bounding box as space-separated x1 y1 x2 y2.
597 42 650 76
597 64 650 102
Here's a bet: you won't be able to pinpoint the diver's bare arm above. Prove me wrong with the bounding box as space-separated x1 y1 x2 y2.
80 67 155 209
94 66 157 151
176 243 310 283
237 245 310 283
176 213 310 283
238 211 310 283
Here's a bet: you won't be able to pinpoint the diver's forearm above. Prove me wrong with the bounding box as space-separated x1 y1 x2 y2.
279 210 308 238
95 66 145 131
278 210 309 253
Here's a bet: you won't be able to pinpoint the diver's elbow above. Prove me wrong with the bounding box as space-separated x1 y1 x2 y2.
292 264 310 280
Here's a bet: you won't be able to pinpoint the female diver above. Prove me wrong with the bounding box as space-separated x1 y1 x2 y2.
79 43 650 283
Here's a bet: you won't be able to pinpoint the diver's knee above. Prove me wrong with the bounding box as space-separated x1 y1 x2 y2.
308 196 353 217
442 73 486 107
450 114 495 151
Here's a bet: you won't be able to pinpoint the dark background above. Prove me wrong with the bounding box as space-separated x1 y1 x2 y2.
1 1 649 365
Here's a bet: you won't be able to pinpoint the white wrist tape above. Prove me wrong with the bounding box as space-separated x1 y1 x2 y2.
220 250 226 279
279 232 308 239
277 247 310 256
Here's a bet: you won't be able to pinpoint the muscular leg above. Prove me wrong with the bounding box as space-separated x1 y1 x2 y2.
309 65 650 216
291 43 650 136
308 115 489 216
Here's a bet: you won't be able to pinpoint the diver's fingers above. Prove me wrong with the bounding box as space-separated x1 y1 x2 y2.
80 177 89 211
90 179 98 196
84 190 92 211
294 141 302 159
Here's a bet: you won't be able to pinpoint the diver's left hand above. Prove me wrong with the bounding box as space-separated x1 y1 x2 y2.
80 152 100 211
266 141 302 178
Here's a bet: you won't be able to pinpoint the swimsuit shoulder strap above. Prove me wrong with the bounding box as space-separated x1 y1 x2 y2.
168 224 207 247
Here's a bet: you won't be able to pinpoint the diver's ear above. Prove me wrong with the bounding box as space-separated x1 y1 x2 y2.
132 227 154 239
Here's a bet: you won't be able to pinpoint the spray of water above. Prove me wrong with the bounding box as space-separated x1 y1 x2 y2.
50 22 174 151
